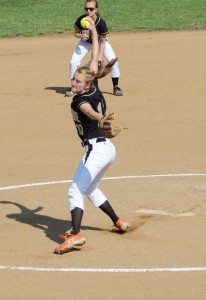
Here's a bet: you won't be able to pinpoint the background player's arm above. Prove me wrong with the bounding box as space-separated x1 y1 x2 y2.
80 103 103 121
87 17 99 74
74 28 89 41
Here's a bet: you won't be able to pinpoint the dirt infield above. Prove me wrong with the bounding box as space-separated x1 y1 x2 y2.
0 31 206 300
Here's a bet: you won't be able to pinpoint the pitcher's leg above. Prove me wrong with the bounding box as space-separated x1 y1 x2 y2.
84 140 116 206
99 200 119 224
70 207 84 234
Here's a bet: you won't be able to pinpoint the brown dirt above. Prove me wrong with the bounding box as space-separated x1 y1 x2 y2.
0 31 206 300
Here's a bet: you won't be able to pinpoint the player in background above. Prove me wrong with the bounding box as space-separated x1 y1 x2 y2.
65 0 123 97
54 16 130 255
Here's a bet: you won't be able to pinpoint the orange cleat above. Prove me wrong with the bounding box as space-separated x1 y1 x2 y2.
115 218 131 232
54 233 86 254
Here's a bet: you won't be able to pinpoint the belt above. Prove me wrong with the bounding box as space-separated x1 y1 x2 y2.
81 137 106 147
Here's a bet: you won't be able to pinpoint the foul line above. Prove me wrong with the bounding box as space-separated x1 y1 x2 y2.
0 265 206 273
1 173 206 191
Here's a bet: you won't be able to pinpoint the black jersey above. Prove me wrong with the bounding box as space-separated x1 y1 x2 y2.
74 14 109 44
71 86 106 141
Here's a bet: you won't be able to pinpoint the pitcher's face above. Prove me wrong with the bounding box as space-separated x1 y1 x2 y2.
71 72 90 95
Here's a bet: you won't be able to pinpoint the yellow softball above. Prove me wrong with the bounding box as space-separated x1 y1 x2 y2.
80 17 91 29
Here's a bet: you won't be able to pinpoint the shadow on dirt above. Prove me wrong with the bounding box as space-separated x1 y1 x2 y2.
45 86 68 95
45 86 114 96
0 200 105 243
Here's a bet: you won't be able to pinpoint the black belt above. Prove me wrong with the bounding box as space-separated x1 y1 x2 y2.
81 137 106 147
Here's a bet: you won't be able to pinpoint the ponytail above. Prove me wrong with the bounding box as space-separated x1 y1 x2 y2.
96 58 118 79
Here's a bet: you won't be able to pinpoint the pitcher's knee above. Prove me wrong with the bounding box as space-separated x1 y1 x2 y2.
68 184 84 211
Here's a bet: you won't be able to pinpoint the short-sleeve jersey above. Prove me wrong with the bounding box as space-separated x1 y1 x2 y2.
71 86 106 141
74 14 109 44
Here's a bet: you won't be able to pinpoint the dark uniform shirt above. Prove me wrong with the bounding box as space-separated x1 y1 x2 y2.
71 86 106 141
74 14 109 44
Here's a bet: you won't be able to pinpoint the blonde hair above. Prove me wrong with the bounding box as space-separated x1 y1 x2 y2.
85 0 100 15
78 58 118 87
77 67 96 85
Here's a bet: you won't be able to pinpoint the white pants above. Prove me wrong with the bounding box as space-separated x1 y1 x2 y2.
68 138 116 211
69 39 120 80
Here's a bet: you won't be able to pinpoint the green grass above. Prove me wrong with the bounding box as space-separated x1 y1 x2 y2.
0 0 206 37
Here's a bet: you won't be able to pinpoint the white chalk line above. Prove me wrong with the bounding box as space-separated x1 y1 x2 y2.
0 180 71 191
1 173 206 191
0 265 206 273
0 173 204 273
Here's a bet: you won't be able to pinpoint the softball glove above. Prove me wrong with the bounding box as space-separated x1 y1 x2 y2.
98 113 123 138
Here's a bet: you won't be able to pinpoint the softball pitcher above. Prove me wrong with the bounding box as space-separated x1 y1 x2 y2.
65 0 123 97
55 17 129 255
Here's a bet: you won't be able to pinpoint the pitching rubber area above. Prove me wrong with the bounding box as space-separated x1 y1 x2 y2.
0 31 206 299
